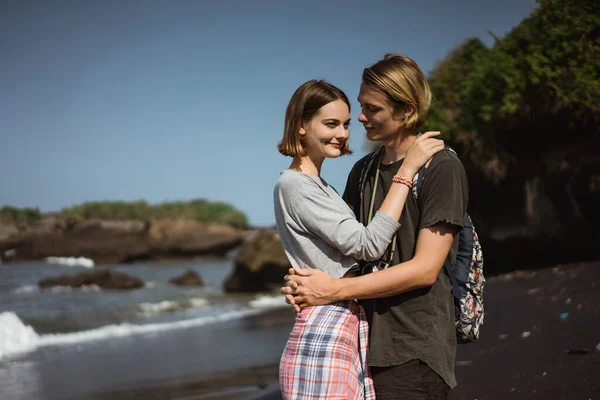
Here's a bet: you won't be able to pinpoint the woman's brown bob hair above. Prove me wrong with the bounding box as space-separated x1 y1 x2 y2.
278 80 352 157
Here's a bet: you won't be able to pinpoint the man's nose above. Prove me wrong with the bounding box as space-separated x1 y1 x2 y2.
358 111 367 122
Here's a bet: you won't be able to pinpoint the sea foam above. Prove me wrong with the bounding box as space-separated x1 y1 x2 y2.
14 284 102 294
45 257 94 268
0 306 263 361
0 312 40 361
138 297 208 316
249 295 288 309
0 293 287 361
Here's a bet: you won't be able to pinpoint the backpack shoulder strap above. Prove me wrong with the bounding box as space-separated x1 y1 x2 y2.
413 145 457 200
412 145 464 299
413 164 427 200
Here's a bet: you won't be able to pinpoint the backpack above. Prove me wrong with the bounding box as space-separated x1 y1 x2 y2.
412 147 485 343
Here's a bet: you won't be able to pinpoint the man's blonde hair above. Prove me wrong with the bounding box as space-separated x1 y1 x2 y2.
362 53 431 131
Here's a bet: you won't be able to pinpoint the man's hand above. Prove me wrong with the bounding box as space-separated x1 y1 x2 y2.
281 268 340 310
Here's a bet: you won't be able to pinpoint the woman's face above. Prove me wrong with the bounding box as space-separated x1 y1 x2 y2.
357 83 403 142
300 99 350 159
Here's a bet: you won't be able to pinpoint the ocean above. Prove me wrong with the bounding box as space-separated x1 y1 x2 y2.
0 258 294 399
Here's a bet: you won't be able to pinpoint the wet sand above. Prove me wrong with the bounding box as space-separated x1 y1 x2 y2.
84 364 282 400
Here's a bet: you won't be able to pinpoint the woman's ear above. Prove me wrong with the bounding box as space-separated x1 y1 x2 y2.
299 122 306 136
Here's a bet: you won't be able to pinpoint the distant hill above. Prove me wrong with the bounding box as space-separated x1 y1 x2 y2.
0 199 248 230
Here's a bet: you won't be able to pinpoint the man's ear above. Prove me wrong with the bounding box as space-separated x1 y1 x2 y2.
392 104 415 122
403 104 415 120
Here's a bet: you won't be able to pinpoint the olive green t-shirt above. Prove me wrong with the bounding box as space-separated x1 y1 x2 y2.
342 148 468 388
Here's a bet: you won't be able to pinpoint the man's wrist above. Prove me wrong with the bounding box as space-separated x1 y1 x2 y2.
332 278 354 301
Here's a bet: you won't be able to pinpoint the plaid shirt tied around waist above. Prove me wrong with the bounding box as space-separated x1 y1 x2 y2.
279 300 375 400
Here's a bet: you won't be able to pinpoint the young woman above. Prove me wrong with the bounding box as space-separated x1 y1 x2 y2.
274 79 443 399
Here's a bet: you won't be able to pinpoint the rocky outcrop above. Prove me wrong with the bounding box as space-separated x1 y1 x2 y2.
0 217 246 264
0 223 18 242
224 229 291 293
38 269 144 290
463 158 600 240
170 270 205 286
147 219 243 257
479 231 600 278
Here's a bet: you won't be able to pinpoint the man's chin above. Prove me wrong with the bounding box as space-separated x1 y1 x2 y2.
365 130 380 141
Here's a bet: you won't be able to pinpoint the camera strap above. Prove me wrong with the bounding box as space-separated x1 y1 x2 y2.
367 152 396 269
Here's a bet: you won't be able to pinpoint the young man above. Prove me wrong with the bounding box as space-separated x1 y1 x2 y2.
282 54 468 399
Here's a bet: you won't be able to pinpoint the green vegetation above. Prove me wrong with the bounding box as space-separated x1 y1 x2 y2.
60 200 248 229
0 206 43 224
1 200 248 229
425 0 599 183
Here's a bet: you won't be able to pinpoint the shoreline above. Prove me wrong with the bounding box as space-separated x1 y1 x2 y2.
80 260 600 400
2 260 598 400
85 363 281 400
0 305 296 400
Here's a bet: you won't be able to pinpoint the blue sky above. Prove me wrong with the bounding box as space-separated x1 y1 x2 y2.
1 0 537 226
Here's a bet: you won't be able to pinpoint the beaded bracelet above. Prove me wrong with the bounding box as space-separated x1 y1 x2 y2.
392 175 413 188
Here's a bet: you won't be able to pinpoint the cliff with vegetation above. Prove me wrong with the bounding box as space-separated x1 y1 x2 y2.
421 0 599 239
0 200 249 264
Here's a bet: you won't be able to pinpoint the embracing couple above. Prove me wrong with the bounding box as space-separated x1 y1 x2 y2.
274 54 468 399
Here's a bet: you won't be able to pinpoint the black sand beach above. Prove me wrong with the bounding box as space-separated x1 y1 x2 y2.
76 260 600 400
450 261 600 400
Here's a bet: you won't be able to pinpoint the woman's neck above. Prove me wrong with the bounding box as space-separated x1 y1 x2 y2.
289 154 324 176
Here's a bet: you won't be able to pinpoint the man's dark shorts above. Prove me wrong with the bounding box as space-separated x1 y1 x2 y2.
371 360 450 400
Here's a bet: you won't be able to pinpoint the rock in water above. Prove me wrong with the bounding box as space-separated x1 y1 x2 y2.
224 229 291 293
38 269 144 290
169 270 204 286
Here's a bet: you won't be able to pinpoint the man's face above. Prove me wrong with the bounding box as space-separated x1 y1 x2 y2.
357 83 403 142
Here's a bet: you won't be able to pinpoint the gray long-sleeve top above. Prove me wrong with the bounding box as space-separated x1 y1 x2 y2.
273 170 400 279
